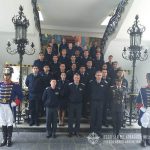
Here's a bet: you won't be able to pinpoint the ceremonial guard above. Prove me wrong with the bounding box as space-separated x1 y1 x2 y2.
136 73 150 147
0 67 22 147
110 78 127 139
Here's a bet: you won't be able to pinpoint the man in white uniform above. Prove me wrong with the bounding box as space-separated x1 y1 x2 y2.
0 67 22 147
136 73 150 147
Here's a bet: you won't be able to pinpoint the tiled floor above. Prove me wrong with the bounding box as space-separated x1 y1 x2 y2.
0 132 149 150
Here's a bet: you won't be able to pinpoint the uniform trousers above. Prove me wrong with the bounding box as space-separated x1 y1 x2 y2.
68 103 82 134
112 110 123 135
0 104 13 126
90 101 104 134
46 107 57 135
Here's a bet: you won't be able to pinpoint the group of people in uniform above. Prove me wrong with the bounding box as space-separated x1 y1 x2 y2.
0 39 150 147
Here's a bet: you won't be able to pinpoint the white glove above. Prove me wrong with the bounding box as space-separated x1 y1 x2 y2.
11 101 17 107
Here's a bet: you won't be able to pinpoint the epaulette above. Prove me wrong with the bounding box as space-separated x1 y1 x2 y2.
69 83 73 85
80 83 85 86
89 80 93 83
122 85 126 88
46 87 49 90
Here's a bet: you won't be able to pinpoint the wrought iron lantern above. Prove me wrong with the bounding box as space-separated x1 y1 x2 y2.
122 15 148 125
6 5 36 124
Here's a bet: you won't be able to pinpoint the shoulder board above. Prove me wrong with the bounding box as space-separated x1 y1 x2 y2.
69 83 73 85
89 80 93 83
122 85 126 88
80 83 85 86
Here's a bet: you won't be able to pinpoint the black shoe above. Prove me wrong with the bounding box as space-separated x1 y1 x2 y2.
52 134 56 138
68 133 73 137
0 126 7 147
7 140 12 147
46 134 52 138
0 140 7 147
7 126 13 147
146 139 150 145
112 133 116 139
103 123 109 127
29 121 35 126
35 122 39 126
74 132 82 137
141 140 147 147
116 134 123 140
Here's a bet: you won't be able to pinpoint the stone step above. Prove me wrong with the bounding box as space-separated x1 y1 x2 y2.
10 122 141 133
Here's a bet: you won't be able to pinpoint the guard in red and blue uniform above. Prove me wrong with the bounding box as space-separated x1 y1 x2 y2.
0 67 22 147
136 73 150 147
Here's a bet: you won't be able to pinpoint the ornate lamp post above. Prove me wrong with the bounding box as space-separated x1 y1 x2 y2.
6 5 35 123
122 15 148 125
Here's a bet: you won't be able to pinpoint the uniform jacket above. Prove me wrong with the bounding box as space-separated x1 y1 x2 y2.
88 80 106 102
110 85 127 112
42 87 59 108
68 82 85 104
0 81 23 104
25 73 43 100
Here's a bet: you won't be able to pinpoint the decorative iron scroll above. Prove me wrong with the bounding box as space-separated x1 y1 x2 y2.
100 0 128 51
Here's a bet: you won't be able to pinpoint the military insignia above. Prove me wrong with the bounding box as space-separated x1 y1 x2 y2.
79 88 83 91
3 98 6 103
55 92 59 95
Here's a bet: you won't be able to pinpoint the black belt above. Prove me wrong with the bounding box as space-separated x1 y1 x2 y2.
0 98 10 104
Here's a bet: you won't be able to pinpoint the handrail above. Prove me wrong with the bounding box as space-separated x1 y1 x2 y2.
100 0 128 52
31 0 42 49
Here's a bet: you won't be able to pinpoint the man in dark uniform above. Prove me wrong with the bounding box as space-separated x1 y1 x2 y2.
109 61 118 82
25 65 43 126
66 63 77 82
40 64 53 90
54 63 66 80
59 37 68 53
110 78 127 139
136 73 150 147
59 48 70 70
33 52 47 72
68 73 85 137
40 64 53 116
102 69 112 127
51 55 60 75
44 45 54 63
86 59 96 81
0 67 22 147
80 50 91 66
89 71 105 138
42 79 59 138
93 51 104 71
